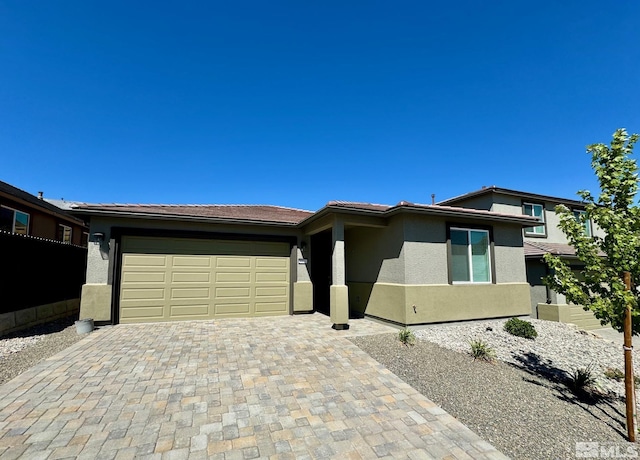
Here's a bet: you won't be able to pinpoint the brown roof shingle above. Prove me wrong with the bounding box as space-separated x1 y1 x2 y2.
525 241 579 257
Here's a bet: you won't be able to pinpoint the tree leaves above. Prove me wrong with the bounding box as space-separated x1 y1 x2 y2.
544 129 640 334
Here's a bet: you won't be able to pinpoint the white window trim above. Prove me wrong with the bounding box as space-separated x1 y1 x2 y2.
1 205 30 234
450 227 492 284
523 202 546 236
59 224 72 244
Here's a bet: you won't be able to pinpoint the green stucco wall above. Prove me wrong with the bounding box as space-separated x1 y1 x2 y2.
80 284 112 321
293 281 313 312
537 303 603 330
347 282 531 325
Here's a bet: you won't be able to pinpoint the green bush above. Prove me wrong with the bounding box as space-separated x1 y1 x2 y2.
469 339 495 362
398 328 416 346
503 317 538 339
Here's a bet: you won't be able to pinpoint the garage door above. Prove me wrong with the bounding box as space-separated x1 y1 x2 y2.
119 236 291 324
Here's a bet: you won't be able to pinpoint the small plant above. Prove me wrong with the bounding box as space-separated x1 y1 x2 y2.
398 328 415 346
604 367 624 381
469 339 495 361
604 367 640 387
503 317 538 339
567 363 596 391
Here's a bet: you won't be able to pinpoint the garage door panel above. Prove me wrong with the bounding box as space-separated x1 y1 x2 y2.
120 306 164 319
255 286 288 297
255 302 288 313
170 304 209 317
171 272 211 283
215 303 251 315
172 256 211 267
216 257 252 268
121 288 165 300
256 257 287 268
215 287 251 299
170 287 210 299
255 272 287 283
123 254 167 267
122 272 166 283
216 272 251 283
120 237 290 323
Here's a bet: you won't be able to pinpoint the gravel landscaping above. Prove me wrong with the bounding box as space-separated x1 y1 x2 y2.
0 315 85 385
350 318 639 460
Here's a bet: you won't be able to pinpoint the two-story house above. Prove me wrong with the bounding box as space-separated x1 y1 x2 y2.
439 186 605 330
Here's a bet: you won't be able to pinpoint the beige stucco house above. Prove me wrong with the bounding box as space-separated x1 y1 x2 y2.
73 199 539 329
439 186 606 330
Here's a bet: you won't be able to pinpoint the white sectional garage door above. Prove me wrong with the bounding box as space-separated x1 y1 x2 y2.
119 236 290 324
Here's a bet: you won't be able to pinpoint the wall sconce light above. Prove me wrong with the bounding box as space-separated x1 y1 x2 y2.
93 232 105 244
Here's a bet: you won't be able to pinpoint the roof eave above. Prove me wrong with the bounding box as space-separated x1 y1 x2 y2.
438 186 587 208
0 190 86 226
386 205 539 226
72 208 301 227
296 205 386 228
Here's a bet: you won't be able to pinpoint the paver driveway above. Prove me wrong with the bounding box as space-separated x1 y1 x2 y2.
0 313 507 459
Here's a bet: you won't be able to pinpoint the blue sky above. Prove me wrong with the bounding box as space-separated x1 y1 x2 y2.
1 1 638 211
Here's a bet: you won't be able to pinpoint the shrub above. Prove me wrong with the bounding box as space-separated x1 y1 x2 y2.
398 328 416 346
503 317 538 339
567 363 596 391
470 339 495 362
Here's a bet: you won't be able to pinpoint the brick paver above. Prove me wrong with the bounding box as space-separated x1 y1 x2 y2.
0 313 508 459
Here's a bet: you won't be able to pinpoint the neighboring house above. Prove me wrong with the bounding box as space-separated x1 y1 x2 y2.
72 200 538 329
0 180 88 246
439 186 606 329
0 180 88 335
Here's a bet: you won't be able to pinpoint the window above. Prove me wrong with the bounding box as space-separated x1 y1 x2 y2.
450 228 491 283
81 232 89 247
0 206 29 235
573 210 592 237
58 224 72 244
523 202 545 236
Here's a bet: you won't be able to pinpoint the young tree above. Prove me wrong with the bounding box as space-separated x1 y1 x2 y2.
544 128 640 334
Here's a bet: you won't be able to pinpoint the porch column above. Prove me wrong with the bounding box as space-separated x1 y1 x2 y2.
331 217 349 330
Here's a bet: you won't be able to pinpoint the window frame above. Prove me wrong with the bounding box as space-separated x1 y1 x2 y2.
59 224 72 244
522 202 546 237
572 209 592 237
0 205 30 235
447 225 494 284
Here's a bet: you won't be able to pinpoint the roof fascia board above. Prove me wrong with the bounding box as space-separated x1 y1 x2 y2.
73 208 299 228
439 187 587 207
296 205 386 228
385 205 539 226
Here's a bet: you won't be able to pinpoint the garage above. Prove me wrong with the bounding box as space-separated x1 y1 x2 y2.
118 236 291 324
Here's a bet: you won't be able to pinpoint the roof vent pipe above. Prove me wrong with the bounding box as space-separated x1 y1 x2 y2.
431 194 435 205
38 191 43 199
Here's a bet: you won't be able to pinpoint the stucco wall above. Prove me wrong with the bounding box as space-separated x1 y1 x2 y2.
526 259 548 316
401 215 448 285
345 217 405 284
444 194 494 211
356 282 531 325
492 223 526 283
538 303 603 330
